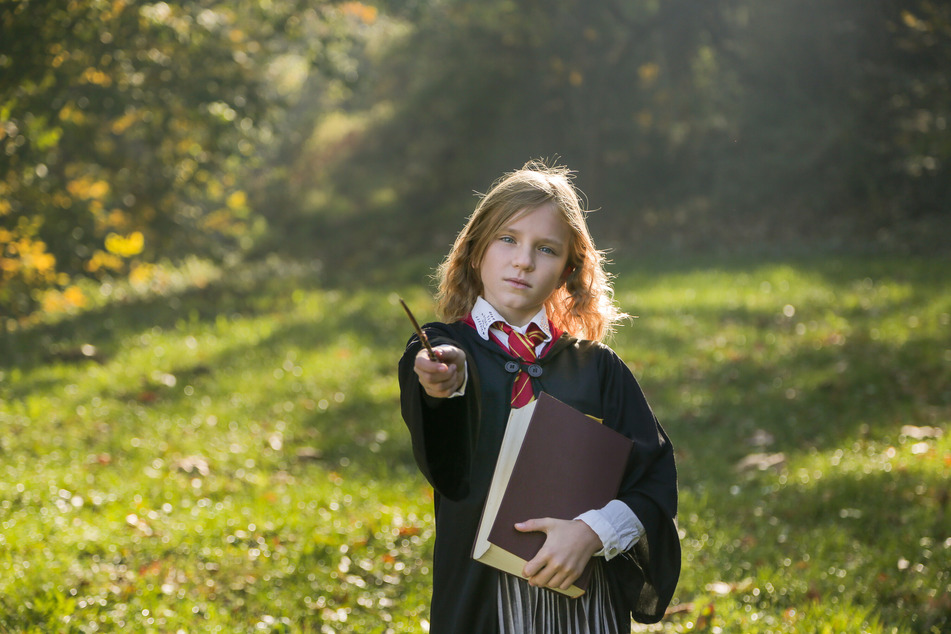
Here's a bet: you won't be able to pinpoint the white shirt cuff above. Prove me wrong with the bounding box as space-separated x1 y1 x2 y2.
575 499 644 560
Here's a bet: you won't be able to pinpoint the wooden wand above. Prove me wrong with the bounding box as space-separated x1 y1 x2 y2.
399 298 438 362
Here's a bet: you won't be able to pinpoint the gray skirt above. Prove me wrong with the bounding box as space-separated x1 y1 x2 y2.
497 558 625 634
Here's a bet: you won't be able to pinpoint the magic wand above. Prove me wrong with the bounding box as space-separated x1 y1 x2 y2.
399 298 438 362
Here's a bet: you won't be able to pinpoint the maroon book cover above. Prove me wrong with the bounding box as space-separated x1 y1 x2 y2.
486 392 634 590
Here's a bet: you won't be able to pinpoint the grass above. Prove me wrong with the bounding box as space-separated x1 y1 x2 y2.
1 252 948 633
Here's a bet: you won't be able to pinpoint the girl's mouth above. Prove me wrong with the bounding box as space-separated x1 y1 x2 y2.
505 277 530 289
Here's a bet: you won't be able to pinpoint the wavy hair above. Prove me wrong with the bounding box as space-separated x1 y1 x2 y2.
435 160 626 342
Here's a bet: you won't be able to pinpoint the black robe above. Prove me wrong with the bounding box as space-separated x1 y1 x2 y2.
398 321 680 633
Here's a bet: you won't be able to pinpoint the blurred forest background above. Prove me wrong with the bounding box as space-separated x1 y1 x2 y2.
2 0 949 321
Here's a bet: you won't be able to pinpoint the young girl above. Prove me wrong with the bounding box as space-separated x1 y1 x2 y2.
398 161 680 633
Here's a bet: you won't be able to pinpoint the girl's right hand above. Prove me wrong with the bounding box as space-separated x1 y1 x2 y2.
414 345 466 398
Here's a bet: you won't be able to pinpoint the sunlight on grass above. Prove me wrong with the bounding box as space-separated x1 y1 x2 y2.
1 254 948 632
611 256 949 633
1 267 435 632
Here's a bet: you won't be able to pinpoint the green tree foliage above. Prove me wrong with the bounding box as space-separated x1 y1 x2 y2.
854 1 951 219
311 0 949 250
0 0 367 317
718 0 951 229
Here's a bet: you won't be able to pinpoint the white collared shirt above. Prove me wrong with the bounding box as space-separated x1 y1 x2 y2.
451 296 643 559
470 296 553 356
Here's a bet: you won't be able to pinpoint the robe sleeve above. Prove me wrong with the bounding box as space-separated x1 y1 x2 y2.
599 347 681 624
398 327 481 501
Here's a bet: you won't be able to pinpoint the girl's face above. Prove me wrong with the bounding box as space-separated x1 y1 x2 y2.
478 203 571 327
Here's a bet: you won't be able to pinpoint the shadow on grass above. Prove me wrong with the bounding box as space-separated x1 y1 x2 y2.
0 252 435 372
6 251 948 472
610 255 949 479
681 461 950 632
770 465 948 632
664 335 948 469
0 255 435 485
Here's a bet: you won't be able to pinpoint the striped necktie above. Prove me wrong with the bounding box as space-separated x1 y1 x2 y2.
495 321 548 407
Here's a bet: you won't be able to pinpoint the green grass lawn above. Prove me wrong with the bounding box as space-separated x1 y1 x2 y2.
1 253 948 633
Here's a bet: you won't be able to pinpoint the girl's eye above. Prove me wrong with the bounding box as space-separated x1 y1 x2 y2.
539 246 555 255
499 235 515 244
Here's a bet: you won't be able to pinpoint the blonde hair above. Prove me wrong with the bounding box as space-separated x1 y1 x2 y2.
435 160 626 342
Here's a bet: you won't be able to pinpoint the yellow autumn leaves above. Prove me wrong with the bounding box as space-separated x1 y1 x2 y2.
0 219 84 316
340 2 378 24
40 285 88 313
63 176 145 273
0 226 145 317
66 177 110 201
106 231 145 257
86 231 145 274
2 167 148 319
0 228 58 285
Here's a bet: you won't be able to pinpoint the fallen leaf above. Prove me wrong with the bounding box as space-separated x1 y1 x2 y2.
735 452 786 472
707 581 732 596
901 425 943 440
695 602 715 629
138 560 163 577
173 455 211 476
296 447 323 462
136 391 159 403
125 513 154 536
664 603 693 616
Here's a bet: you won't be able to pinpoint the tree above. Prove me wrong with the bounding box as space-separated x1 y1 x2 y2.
306 0 949 251
0 0 366 317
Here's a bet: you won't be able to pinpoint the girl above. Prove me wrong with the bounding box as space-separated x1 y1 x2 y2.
398 161 680 633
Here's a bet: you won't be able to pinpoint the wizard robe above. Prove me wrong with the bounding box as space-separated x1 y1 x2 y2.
398 321 680 633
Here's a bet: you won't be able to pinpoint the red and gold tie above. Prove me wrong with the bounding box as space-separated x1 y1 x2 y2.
496 322 548 408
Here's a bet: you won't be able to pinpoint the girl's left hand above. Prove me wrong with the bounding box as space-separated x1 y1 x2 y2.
516 518 602 590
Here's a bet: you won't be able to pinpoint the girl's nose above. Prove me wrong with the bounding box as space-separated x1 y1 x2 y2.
513 247 534 270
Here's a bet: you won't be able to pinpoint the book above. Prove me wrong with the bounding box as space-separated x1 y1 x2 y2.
471 392 634 597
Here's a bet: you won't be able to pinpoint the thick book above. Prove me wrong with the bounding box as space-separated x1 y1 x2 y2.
472 392 634 597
